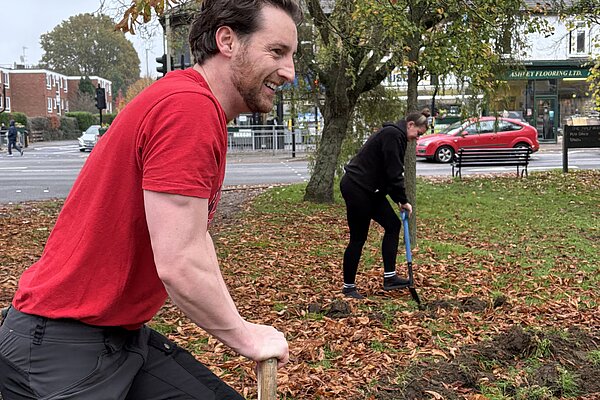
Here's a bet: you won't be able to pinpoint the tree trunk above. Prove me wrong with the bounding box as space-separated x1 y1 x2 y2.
303 103 351 203
405 37 420 246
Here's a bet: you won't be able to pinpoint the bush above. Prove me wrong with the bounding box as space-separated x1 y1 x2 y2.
28 116 50 132
27 116 79 141
102 113 117 125
65 112 97 131
48 115 61 131
0 112 28 127
60 117 80 134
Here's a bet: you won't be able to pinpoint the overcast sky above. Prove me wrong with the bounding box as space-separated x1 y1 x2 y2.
0 0 164 77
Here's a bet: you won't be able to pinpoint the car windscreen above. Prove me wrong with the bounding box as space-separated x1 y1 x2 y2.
440 121 467 135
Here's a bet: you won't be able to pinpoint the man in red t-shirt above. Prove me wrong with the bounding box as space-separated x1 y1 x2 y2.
0 1 301 398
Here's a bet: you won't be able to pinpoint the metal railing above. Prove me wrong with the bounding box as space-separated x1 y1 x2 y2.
227 124 319 156
0 129 27 149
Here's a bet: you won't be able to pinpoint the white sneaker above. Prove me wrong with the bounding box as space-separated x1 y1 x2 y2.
8 154 13 157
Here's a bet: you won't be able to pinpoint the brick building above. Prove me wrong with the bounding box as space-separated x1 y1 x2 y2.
0 67 112 117
0 67 12 113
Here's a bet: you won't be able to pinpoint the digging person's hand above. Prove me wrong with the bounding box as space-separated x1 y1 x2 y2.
242 321 289 368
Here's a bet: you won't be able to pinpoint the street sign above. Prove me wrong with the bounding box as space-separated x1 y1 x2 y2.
564 124 600 149
562 124 600 172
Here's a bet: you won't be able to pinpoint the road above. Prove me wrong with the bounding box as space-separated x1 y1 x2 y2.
0 140 597 203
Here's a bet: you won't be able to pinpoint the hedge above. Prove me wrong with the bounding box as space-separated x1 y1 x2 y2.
0 112 28 127
65 112 97 131
1 111 115 141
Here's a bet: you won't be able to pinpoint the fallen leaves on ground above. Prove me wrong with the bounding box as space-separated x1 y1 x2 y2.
1 172 599 399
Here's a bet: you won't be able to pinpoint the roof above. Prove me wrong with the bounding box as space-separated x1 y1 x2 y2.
523 0 577 11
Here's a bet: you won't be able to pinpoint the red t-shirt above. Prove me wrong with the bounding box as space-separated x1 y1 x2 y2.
13 69 228 329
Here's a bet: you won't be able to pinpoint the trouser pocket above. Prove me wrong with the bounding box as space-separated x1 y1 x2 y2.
36 331 144 399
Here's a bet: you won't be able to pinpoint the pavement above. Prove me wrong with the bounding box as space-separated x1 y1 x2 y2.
18 137 564 160
538 136 563 153
19 139 311 163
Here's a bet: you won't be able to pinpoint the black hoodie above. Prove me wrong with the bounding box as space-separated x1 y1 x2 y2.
7 120 18 140
343 120 408 204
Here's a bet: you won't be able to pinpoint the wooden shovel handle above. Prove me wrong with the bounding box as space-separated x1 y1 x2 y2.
257 358 278 400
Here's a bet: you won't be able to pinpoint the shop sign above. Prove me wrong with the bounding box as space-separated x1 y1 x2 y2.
506 69 589 80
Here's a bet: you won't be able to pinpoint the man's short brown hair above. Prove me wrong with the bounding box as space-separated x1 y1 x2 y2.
189 0 302 65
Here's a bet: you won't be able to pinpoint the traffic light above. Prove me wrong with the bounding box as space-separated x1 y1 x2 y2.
95 87 106 110
156 54 175 78
156 54 167 78
173 54 192 70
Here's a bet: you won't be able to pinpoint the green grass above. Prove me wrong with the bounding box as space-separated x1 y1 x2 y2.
587 350 600 366
248 171 599 307
148 320 175 335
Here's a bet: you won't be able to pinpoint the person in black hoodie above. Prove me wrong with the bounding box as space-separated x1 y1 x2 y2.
7 120 23 156
340 110 429 299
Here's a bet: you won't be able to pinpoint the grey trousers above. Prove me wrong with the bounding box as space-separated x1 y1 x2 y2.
0 307 244 400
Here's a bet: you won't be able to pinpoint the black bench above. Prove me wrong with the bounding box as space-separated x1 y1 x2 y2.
452 147 532 178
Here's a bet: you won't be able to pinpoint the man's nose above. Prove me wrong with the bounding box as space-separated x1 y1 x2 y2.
279 55 295 83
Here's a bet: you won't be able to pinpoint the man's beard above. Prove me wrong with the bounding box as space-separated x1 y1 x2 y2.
231 49 275 114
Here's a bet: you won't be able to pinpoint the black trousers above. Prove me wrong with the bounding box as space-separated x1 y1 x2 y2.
8 139 22 155
0 307 243 399
340 175 401 285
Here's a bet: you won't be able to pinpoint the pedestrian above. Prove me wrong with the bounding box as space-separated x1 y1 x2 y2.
0 0 301 399
0 122 5 151
339 110 429 299
6 119 23 156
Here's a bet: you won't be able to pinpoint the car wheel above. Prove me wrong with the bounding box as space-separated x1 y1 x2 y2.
513 142 531 150
79 149 86 152
434 146 454 163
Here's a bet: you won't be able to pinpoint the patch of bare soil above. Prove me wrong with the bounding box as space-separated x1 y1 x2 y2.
211 185 269 227
375 307 600 400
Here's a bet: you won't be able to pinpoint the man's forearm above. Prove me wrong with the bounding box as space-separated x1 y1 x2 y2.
159 233 254 355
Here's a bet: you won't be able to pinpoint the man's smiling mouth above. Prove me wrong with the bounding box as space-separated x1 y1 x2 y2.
265 81 279 91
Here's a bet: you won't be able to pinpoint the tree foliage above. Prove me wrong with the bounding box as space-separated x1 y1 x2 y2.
78 76 95 96
40 13 140 96
550 0 600 110
123 77 155 107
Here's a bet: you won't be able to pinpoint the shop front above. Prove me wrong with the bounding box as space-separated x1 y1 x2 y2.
499 61 593 143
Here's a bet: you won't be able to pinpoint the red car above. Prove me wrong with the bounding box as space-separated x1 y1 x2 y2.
416 117 540 163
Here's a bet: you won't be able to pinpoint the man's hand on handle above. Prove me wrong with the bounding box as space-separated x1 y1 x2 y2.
243 321 289 368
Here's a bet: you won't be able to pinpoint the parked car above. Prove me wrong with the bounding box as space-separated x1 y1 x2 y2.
416 117 540 163
78 125 101 152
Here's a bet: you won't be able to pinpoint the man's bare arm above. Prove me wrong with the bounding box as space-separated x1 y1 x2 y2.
144 190 288 366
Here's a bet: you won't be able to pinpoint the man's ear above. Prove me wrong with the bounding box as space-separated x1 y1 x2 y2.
215 26 236 57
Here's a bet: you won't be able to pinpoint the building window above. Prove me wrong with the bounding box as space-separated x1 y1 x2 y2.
47 97 53 113
46 75 51 89
5 97 10 112
63 78 68 92
2 72 8 88
569 23 588 57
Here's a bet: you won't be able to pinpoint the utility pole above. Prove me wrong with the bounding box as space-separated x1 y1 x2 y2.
165 4 172 72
